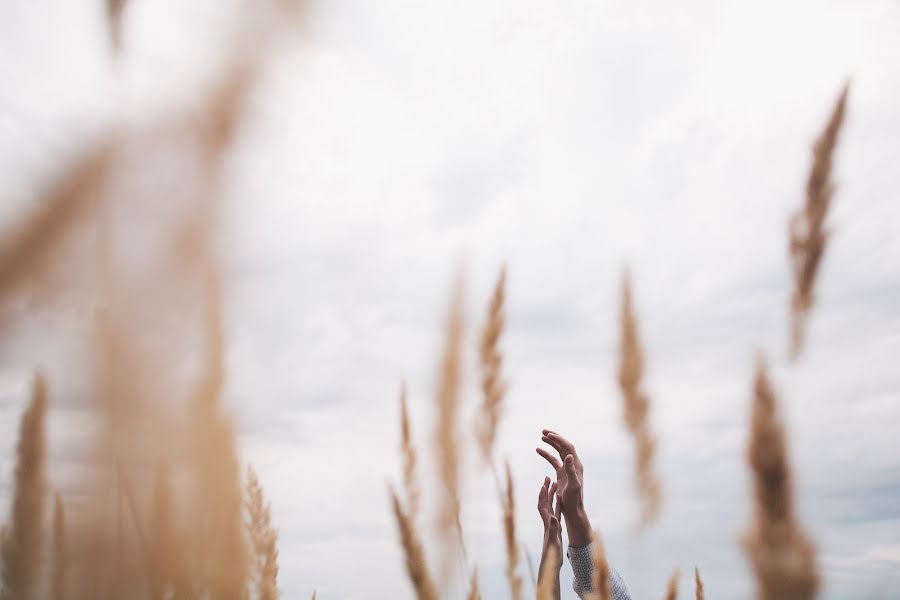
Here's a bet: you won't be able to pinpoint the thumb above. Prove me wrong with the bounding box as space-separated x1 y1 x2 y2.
549 515 559 537
565 454 578 481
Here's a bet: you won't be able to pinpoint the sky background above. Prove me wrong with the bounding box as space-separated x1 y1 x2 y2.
1 0 899 599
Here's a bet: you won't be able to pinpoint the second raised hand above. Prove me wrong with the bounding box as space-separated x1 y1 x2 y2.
536 429 593 547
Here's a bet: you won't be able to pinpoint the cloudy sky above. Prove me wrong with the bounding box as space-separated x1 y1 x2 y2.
1 0 899 598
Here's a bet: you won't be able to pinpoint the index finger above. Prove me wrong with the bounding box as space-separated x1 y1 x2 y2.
536 447 562 471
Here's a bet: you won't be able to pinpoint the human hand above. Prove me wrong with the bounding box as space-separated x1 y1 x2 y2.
537 476 563 571
537 476 562 600
536 429 592 547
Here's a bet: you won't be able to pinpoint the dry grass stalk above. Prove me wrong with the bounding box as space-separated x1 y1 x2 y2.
399 383 421 520
188 265 250 598
664 569 681 600
503 461 523 600
246 466 280 600
617 270 662 528
0 374 48 600
389 488 438 600
476 266 508 465
694 567 704 600
434 277 467 579
149 464 175 599
466 568 482 600
535 545 558 600
589 533 612 600
742 358 819 600
0 145 112 301
107 0 127 50
51 494 68 600
788 84 850 359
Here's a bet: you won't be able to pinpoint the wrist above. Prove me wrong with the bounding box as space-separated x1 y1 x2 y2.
563 502 593 547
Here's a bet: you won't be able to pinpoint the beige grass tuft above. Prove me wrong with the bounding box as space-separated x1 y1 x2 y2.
664 569 681 600
502 461 523 600
788 83 850 359
694 567 704 600
51 494 68 600
477 266 508 465
246 466 280 600
390 488 438 600
742 357 819 600
590 533 612 600
617 270 662 528
467 568 483 600
188 266 250 597
433 276 467 579
399 383 421 520
0 374 49 600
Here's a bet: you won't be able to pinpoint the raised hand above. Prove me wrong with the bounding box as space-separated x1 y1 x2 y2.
536 429 592 547
536 429 584 511
537 476 562 600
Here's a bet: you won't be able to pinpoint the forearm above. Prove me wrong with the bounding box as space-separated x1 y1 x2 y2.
563 502 593 547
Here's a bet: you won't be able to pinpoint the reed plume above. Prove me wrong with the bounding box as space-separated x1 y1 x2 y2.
0 145 112 301
107 0 127 50
246 466 280 600
502 461 523 600
694 567 704 600
788 83 850 359
188 266 249 598
466 568 482 600
51 494 68 600
149 464 175 600
399 383 420 520
590 533 612 600
664 570 681 600
0 374 48 600
742 357 819 600
389 488 438 600
477 266 508 466
433 277 466 579
617 270 662 528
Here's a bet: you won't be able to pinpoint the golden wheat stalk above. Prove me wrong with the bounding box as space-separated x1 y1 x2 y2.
0 374 48 600
694 567 704 600
51 494 68 600
664 569 681 600
390 488 438 600
742 357 819 600
477 266 508 466
399 383 421 520
434 276 467 579
788 83 850 359
617 270 662 528
502 461 523 600
246 466 280 600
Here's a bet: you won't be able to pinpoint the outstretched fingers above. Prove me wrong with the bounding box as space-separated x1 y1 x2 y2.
536 447 562 471
542 429 578 461
537 476 551 522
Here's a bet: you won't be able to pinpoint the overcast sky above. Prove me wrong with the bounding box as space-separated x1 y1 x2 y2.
1 0 899 599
